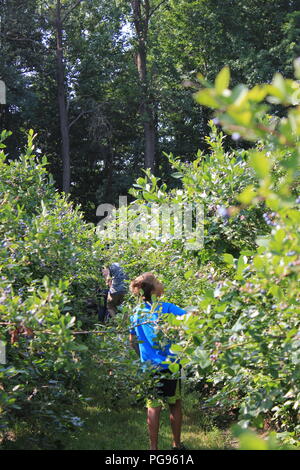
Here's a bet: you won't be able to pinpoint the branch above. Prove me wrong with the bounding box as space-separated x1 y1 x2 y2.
4 34 41 45
149 0 168 18
222 122 295 148
69 109 94 129
0 322 106 335
61 0 85 23
142 0 151 19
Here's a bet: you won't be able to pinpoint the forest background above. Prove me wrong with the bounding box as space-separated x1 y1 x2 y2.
0 0 300 451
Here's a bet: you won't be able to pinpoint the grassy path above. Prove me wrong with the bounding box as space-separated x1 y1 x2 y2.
62 371 237 450
64 403 236 450
1 368 237 450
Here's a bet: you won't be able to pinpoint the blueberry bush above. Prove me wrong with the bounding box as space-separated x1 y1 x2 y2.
1 62 299 448
100 62 300 447
0 130 105 443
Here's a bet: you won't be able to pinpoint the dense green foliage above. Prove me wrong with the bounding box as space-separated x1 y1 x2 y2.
99 64 300 447
1 67 299 449
1 0 299 218
0 130 103 436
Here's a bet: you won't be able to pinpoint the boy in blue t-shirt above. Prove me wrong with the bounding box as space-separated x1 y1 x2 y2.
129 272 186 451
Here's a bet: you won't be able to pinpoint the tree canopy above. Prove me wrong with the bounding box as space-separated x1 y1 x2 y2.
1 0 299 220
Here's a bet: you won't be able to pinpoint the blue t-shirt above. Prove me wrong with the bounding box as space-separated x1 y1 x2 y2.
129 301 186 370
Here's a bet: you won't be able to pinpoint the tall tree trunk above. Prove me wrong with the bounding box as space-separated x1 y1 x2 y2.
131 0 156 173
55 0 70 193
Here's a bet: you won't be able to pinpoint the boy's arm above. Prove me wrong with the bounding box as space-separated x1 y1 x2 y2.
129 333 140 357
167 303 186 316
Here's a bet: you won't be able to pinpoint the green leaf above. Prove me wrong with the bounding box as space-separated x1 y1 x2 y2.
194 349 211 369
256 235 270 247
274 228 285 244
253 255 265 270
247 85 268 102
184 270 193 280
223 253 234 265
171 172 183 179
192 335 202 346
228 109 252 126
215 66 230 94
194 89 219 108
170 344 183 353
142 191 158 202
168 362 180 373
238 185 257 204
250 152 270 178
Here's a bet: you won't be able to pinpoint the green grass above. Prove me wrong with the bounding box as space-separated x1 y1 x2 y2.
63 404 235 451
61 374 237 451
1 368 237 450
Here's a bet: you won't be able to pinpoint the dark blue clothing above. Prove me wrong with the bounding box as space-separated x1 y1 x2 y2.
129 301 186 370
109 263 127 294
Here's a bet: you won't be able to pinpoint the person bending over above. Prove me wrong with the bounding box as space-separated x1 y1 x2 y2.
102 262 127 318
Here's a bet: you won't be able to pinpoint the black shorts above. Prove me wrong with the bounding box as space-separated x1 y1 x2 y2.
146 368 181 408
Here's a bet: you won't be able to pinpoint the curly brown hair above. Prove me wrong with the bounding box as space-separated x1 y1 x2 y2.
130 272 164 302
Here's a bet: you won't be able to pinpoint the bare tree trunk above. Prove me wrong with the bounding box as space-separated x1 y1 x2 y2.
55 0 70 193
131 0 156 173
